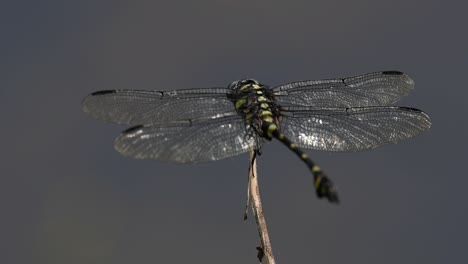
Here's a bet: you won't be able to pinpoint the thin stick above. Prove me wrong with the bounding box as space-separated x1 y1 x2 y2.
243 163 252 221
248 148 276 264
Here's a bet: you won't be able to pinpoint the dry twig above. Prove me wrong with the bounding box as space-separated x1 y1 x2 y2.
247 148 276 264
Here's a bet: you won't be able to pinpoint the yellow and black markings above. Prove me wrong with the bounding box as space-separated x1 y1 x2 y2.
271 129 339 203
312 165 321 173
260 103 269 109
240 84 250 91
260 110 272 117
314 175 322 189
235 98 246 109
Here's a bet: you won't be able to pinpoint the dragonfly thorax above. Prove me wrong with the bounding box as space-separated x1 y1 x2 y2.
228 80 281 140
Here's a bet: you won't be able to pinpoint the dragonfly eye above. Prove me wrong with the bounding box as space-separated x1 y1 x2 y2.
242 79 260 85
227 80 241 90
228 79 260 90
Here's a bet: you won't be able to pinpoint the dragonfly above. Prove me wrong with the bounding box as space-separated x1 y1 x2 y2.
82 71 432 203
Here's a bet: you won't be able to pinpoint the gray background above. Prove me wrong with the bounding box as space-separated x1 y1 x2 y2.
1 0 467 263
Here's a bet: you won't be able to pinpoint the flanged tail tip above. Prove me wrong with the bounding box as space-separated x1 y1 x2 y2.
315 175 340 204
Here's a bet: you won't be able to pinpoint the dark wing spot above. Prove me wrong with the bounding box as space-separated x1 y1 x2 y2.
382 71 403 75
90 90 116 96
398 106 423 112
122 124 145 134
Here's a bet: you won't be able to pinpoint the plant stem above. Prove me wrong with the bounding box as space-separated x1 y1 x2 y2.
248 149 276 264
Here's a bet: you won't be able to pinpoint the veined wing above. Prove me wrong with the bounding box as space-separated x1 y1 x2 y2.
279 106 431 152
82 88 234 125
114 114 261 163
273 71 414 108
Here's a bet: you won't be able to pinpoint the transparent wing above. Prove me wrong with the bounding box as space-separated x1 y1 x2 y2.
114 114 261 163
280 106 431 152
273 71 414 108
82 88 235 125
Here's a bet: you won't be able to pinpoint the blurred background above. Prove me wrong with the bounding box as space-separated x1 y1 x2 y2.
1 0 467 263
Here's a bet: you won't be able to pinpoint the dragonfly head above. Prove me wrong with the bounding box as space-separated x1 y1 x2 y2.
228 79 260 90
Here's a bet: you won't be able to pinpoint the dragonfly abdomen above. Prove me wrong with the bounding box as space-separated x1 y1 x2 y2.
266 123 340 203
